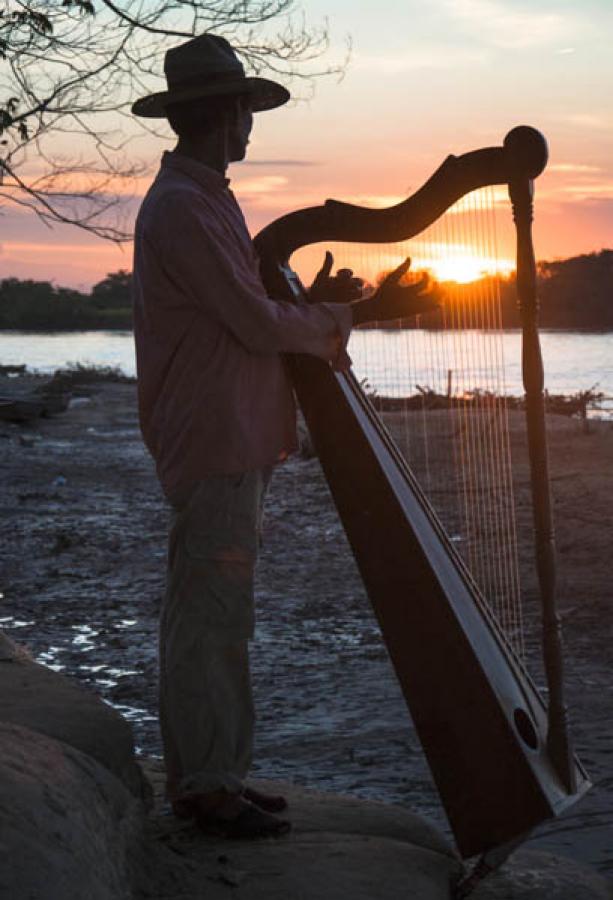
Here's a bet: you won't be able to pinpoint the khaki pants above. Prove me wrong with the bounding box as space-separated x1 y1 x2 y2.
160 470 270 799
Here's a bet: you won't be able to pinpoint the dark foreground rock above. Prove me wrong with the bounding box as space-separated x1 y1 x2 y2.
0 630 149 802
470 850 613 900
0 722 143 900
140 767 461 899
139 761 613 900
1 630 611 900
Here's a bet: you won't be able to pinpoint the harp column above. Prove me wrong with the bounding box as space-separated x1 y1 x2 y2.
509 168 576 794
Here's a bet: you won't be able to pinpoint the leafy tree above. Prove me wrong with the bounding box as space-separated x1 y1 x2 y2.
0 2 347 240
91 269 131 308
538 250 613 329
5 248 609 331
0 277 90 328
367 253 613 331
0 274 132 328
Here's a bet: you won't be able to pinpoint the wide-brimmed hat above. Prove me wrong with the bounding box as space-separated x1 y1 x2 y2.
131 34 290 118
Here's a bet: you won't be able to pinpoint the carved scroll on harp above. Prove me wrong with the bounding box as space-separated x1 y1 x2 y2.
254 127 590 863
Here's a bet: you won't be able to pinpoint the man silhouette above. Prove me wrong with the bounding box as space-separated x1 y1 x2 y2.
132 33 434 838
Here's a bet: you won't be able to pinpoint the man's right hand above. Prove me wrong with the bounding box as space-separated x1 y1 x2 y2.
309 251 364 304
351 258 439 326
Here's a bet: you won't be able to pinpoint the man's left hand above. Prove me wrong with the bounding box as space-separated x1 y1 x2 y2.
308 251 364 304
352 258 441 326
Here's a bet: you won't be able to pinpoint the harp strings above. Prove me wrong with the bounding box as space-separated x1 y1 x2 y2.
330 187 524 658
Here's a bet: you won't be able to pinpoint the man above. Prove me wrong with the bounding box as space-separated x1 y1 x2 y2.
132 34 435 839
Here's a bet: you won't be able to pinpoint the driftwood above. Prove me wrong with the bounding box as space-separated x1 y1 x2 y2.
0 392 71 424
0 398 45 423
369 387 608 420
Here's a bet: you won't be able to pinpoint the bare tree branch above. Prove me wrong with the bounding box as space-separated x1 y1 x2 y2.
0 0 348 241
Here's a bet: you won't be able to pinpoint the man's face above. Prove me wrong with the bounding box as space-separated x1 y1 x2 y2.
228 96 253 162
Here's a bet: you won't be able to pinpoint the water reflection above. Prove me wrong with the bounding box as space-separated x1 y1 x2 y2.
111 702 157 723
0 616 35 628
349 329 613 398
36 647 68 672
1 329 612 398
0 330 135 375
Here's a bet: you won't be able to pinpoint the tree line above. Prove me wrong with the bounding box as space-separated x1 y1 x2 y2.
534 250 613 329
468 250 612 330
377 250 613 331
0 250 611 331
0 270 132 330
479 250 611 329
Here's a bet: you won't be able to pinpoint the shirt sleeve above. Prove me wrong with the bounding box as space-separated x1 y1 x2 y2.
157 194 353 364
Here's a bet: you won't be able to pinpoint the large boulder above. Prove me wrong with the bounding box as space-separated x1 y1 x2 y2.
2 632 610 900
141 765 462 900
141 765 613 900
0 631 148 802
0 722 143 900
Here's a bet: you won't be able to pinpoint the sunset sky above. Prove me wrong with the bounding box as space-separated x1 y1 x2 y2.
1 0 611 289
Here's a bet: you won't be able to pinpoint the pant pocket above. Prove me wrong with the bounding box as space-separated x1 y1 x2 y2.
183 473 259 561
175 473 260 638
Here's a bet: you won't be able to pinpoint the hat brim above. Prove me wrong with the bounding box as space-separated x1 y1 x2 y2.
131 76 289 118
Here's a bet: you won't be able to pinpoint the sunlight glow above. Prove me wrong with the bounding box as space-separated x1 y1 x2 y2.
419 253 515 284
293 241 516 289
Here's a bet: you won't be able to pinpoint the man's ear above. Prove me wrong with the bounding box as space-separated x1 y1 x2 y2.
222 97 242 136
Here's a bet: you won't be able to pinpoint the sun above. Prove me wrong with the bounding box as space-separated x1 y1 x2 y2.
292 243 516 290
360 244 517 286
419 254 516 284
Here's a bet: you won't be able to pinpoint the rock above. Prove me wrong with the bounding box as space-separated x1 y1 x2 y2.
141 766 462 900
269 779 455 859
0 397 44 423
39 391 71 415
0 631 32 662
471 848 613 899
68 395 93 408
218 837 457 900
139 766 613 900
0 722 143 900
0 694 609 900
0 631 149 803
18 433 39 447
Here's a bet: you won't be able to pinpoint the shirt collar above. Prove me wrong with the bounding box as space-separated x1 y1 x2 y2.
161 151 231 191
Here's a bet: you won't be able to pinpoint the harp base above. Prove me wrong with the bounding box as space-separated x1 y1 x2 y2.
454 833 530 898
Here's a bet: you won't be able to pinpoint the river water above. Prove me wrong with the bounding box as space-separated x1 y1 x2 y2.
0 328 611 400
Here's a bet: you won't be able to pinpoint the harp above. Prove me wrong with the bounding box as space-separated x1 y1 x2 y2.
253 127 590 879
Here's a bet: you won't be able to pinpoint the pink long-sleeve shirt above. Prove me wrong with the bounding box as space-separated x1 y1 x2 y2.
132 151 352 498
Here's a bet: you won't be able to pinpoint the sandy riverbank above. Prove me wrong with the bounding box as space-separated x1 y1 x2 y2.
1 372 612 876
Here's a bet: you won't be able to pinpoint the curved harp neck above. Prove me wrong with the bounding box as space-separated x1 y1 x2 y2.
254 126 548 266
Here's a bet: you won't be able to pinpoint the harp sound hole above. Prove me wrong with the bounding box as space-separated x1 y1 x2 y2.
514 709 539 750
